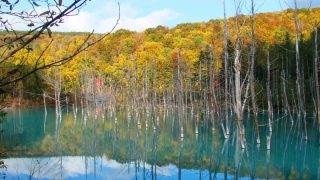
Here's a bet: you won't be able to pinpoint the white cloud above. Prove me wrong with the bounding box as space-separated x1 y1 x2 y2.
53 2 179 33
3 156 180 179
57 11 94 32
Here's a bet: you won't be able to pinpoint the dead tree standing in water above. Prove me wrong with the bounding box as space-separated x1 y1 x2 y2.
293 0 307 140
233 0 247 149
177 50 184 138
209 48 219 132
222 0 230 138
314 23 320 127
250 0 260 144
267 52 273 132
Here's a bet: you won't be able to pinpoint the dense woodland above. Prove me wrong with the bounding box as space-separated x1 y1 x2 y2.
1 6 320 144
1 8 318 105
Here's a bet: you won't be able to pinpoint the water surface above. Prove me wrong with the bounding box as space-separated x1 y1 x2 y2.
0 107 319 179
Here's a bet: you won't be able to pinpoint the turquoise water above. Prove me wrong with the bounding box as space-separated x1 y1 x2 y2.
0 107 319 179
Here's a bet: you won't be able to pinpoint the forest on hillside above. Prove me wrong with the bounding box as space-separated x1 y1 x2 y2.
1 8 319 112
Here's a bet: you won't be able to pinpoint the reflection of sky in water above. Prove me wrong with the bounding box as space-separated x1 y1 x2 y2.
2 156 246 180
1 108 318 179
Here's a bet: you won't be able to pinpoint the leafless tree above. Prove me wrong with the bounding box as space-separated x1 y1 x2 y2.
233 0 250 149
0 0 120 88
314 22 320 126
222 0 230 138
249 0 260 144
293 0 307 140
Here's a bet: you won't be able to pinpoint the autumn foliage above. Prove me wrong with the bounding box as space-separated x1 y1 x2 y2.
1 8 319 109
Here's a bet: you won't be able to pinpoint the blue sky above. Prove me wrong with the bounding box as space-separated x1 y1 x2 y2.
58 0 319 33
9 0 320 33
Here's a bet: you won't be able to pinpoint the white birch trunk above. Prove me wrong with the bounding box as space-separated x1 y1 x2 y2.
267 52 273 132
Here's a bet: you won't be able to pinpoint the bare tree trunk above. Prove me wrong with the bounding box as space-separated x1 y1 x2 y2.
223 0 230 137
55 81 58 119
266 135 271 150
234 40 242 121
188 65 193 112
233 0 245 149
205 53 210 120
73 90 77 121
282 70 293 123
314 23 320 127
58 71 62 122
177 49 184 138
198 58 203 130
145 58 149 118
93 58 97 110
66 95 68 113
199 60 202 103
18 85 22 107
43 92 47 116
293 0 307 140
209 48 218 131
152 55 157 129
267 52 273 132
250 0 260 144
42 90 47 134
84 51 90 118
133 54 141 126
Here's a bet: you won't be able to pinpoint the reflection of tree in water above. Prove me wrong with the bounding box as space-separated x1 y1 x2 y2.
55 111 320 179
25 158 52 179
1 108 319 179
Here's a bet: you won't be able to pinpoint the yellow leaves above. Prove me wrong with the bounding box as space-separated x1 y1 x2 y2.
55 49 67 59
141 41 164 55
173 29 182 35
164 33 173 45
104 65 113 75
213 58 222 74
11 48 50 67
173 37 194 49
73 38 85 48
4 8 320 94
298 13 307 21
183 50 199 65
12 49 28 65
121 37 135 48
214 46 223 59
188 30 204 37
203 32 213 42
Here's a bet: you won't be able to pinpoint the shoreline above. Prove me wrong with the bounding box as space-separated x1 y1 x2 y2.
0 97 44 112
